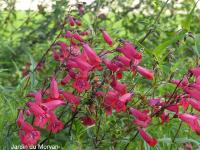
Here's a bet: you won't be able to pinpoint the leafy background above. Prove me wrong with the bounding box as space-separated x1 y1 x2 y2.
0 0 200 149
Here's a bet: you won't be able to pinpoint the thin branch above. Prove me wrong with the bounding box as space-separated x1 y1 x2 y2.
124 131 139 150
139 0 170 44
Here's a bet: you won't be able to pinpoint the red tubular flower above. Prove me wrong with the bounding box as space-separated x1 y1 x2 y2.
119 93 133 102
47 112 64 133
116 71 123 79
70 57 92 71
41 100 66 111
73 76 90 93
179 98 189 112
68 16 75 26
50 77 59 99
110 77 126 95
170 77 189 88
62 91 80 106
149 98 160 107
116 42 142 60
75 19 81 26
17 111 41 146
103 59 118 72
166 104 179 114
65 30 72 38
19 123 41 147
130 108 150 122
136 66 154 80
26 102 49 128
178 113 200 135
101 30 113 46
26 102 45 116
188 98 200 111
190 67 200 77
82 43 101 66
185 143 192 150
61 74 71 85
184 87 200 101
133 119 150 128
73 33 84 42
104 90 118 107
139 128 157 147
58 42 69 58
80 116 96 126
115 56 131 67
160 112 169 124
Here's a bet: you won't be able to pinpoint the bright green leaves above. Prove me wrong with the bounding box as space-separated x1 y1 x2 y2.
181 0 200 31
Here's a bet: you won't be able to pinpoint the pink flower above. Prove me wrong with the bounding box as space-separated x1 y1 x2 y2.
130 108 150 122
149 98 160 107
190 67 200 77
178 113 200 135
80 116 96 126
116 42 142 60
47 112 64 133
136 66 154 80
184 87 200 101
166 104 179 114
26 102 49 128
103 59 118 72
62 91 80 106
133 119 150 128
73 33 84 42
69 57 92 71
111 77 126 95
41 100 66 111
188 98 200 111
170 77 189 88
160 112 169 124
115 56 131 67
179 98 189 112
185 143 192 150
17 111 40 146
73 76 90 93
61 74 71 85
50 77 59 99
75 19 81 26
139 128 157 147
101 30 113 46
68 16 75 26
65 30 72 38
82 43 101 66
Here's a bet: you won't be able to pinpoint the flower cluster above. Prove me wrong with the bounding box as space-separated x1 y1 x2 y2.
17 7 200 149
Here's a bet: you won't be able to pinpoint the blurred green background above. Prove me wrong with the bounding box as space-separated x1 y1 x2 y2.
0 0 200 149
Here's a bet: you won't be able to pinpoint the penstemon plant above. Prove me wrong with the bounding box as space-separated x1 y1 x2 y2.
15 3 200 150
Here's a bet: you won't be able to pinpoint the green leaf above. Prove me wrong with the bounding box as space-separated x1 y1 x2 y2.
153 31 185 57
181 0 200 31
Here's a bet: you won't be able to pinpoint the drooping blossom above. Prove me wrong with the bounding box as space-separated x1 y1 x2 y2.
138 128 157 147
50 77 59 99
80 116 96 126
47 112 64 133
136 66 154 80
116 41 142 60
110 77 126 95
17 110 41 146
190 67 200 77
62 91 80 106
82 43 101 66
178 113 200 135
73 76 90 93
101 30 113 46
115 93 133 112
